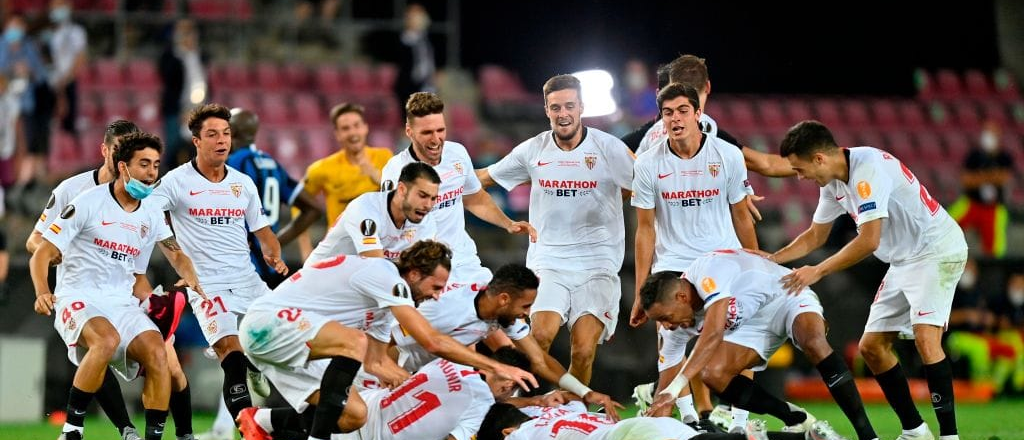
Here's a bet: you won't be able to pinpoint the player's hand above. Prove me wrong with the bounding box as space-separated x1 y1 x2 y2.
745 248 774 259
645 392 676 417
174 278 208 301
538 390 567 408
492 364 538 393
781 265 823 295
629 302 647 327
374 364 411 390
506 221 537 243
582 391 625 422
34 292 56 315
264 254 290 276
746 194 764 223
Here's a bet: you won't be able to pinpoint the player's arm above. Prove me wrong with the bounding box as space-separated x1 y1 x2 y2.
729 198 758 250
743 147 796 178
157 236 207 299
276 190 324 247
770 221 833 265
631 207 656 327
30 239 61 316
649 299 730 414
781 218 880 295
389 305 538 391
253 226 289 275
25 231 43 254
363 336 409 389
474 168 498 189
463 190 536 242
133 274 154 302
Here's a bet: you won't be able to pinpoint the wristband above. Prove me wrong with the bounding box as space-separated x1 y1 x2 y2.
659 373 688 398
558 373 592 398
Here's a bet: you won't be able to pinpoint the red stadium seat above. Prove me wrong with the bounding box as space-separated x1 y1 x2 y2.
994 69 1021 101
935 69 965 100
979 101 1010 125
345 64 377 97
913 131 944 163
884 131 916 161
964 69 995 99
756 100 789 131
870 99 900 129
951 103 982 132
258 93 291 126
942 131 972 160
811 98 843 127
783 99 814 124
376 63 398 91
92 59 125 90
282 64 310 91
293 94 326 127
254 62 286 91
210 62 253 90
125 59 160 91
841 99 871 127
314 65 346 94
897 101 928 130
725 100 757 131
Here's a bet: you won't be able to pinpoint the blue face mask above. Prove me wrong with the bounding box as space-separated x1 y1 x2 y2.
124 169 158 200
50 6 71 24
3 27 24 44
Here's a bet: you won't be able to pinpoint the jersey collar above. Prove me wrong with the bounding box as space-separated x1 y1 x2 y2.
666 132 707 160
191 158 229 183
108 180 141 212
92 168 101 185
549 126 589 151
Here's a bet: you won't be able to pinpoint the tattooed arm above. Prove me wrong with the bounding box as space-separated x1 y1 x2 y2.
158 236 206 299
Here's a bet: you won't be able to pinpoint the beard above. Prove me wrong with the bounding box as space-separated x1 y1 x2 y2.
497 314 515 327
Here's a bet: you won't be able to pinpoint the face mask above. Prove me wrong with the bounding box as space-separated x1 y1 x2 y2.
980 131 999 153
958 271 977 290
3 27 24 44
625 72 648 91
50 6 71 23
123 168 157 200
1010 289 1024 307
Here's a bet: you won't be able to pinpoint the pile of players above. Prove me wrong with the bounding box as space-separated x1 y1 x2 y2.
29 52 968 440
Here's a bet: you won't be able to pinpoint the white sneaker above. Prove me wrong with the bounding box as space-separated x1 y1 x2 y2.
194 428 234 440
744 419 769 440
709 405 734 431
807 420 849 440
895 423 934 440
121 427 142 440
781 402 817 433
631 382 655 413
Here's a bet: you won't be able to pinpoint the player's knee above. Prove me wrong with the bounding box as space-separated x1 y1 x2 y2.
170 365 188 390
913 336 946 363
700 363 732 391
337 397 367 433
88 332 120 359
858 338 888 364
346 331 368 357
532 328 556 349
569 342 597 366
141 344 169 374
800 335 833 364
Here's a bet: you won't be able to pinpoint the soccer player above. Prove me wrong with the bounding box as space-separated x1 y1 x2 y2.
30 132 205 440
770 120 968 440
227 107 323 287
640 250 877 440
26 120 194 440
236 240 537 440
381 91 535 288
306 161 439 263
148 104 288 435
477 74 634 386
630 83 758 430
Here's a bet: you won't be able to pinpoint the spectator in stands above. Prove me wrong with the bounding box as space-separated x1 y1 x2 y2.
0 14 48 210
394 3 436 121
991 272 1024 394
47 0 86 137
293 0 341 47
948 119 1014 258
621 58 658 126
944 258 1007 387
159 18 208 171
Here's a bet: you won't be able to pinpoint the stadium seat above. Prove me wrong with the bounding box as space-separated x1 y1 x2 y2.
125 59 160 91
725 99 757 131
254 62 286 91
913 131 945 164
942 131 972 161
756 100 789 131
840 99 871 127
282 64 310 90
964 69 995 99
993 68 1021 101
914 68 936 100
950 102 982 131
811 98 843 127
92 58 125 90
210 62 253 90
376 63 398 91
305 130 335 160
346 64 378 98
782 99 814 125
979 101 1010 125
884 130 916 161
188 0 253 21
314 65 346 94
870 99 901 129
292 94 326 127
935 69 965 100
258 93 291 127
897 101 928 130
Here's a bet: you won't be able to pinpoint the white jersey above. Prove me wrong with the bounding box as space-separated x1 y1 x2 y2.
248 255 412 342
357 359 493 440
507 409 616 440
393 284 531 372
812 147 963 264
42 183 172 297
637 112 718 156
684 250 793 331
632 135 749 273
306 191 437 264
487 128 634 272
34 169 101 233
149 161 269 290
380 141 483 270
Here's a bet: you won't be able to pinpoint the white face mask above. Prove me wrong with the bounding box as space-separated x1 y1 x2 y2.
959 271 977 290
980 131 999 153
1009 289 1024 307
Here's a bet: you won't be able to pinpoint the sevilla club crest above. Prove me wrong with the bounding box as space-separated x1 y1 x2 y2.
584 154 597 170
708 163 721 178
230 183 243 198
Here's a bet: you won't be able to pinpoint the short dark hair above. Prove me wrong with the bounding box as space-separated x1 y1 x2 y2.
398 161 441 186
406 92 444 123
542 74 581 103
656 83 701 112
187 103 232 138
477 403 532 440
112 132 163 178
668 54 709 93
103 119 140 147
779 120 839 159
329 102 365 127
491 346 531 371
486 264 539 299
396 240 452 277
639 271 683 311
655 63 671 90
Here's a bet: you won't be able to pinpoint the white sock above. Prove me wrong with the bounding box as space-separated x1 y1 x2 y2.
903 422 930 436
212 394 234 432
255 408 274 433
308 437 328 440
61 423 83 434
938 436 959 440
676 395 698 423
730 407 749 430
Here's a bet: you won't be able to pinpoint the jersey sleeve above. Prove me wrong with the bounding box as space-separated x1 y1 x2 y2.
302 161 323 195
502 319 530 341
148 172 177 211
366 313 397 343
134 243 154 274
349 260 416 309
630 157 656 209
607 138 636 190
379 155 404 191
723 146 749 204
849 161 891 226
811 186 846 224
42 199 88 253
487 141 532 190
34 187 65 233
339 201 384 254
243 178 272 231
687 255 740 310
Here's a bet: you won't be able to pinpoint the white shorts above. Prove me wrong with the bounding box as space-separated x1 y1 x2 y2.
188 282 273 346
53 290 159 381
723 290 824 371
532 268 621 342
608 417 699 440
865 246 968 335
262 357 328 412
239 308 330 368
658 326 698 372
